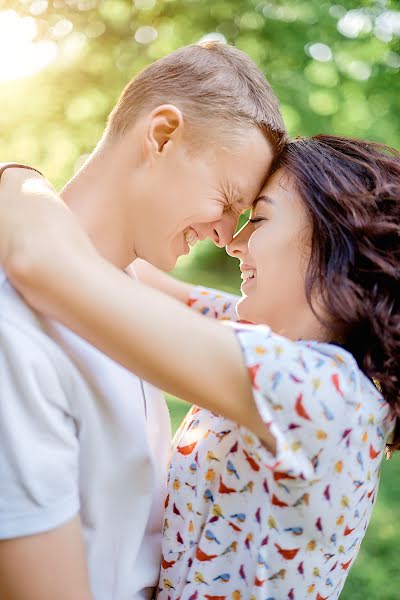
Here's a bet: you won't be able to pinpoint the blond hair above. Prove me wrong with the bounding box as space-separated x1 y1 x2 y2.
106 41 286 153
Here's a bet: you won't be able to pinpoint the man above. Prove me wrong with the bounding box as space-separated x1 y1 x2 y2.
0 41 285 599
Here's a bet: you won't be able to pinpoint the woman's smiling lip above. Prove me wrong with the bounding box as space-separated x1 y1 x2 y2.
240 263 257 288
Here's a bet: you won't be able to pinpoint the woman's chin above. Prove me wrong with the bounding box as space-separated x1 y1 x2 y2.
236 296 257 324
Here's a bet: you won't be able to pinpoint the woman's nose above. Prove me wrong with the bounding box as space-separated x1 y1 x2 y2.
226 221 252 258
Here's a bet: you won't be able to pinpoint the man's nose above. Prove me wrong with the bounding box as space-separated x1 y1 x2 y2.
226 221 252 258
207 214 238 248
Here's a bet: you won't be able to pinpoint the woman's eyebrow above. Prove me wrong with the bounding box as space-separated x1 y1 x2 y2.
254 194 274 207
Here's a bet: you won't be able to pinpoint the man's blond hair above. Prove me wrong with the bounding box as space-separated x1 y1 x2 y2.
106 41 286 153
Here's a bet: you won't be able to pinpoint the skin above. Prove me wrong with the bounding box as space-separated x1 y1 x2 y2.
0 109 272 599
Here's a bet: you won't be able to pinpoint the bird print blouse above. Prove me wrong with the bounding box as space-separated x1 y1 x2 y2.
157 287 395 600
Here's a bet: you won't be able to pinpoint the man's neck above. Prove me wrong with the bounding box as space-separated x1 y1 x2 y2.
60 141 137 269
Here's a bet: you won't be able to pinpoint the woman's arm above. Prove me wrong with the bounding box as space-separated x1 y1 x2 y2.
0 170 274 449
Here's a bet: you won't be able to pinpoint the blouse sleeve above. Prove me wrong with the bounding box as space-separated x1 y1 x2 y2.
232 323 356 482
187 286 240 322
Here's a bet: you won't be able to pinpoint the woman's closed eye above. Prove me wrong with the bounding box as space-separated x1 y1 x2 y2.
248 216 267 224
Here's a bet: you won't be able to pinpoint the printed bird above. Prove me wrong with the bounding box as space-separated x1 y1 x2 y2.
239 564 247 582
316 429 327 440
307 583 316 594
295 393 312 421
231 591 242 600
215 429 231 443
172 478 180 491
275 543 300 560
219 476 236 494
212 573 230 583
312 377 321 392
226 460 240 479
161 557 176 569
316 594 328 600
288 589 295 600
344 525 355 536
272 493 289 507
227 520 242 532
330 533 337 545
272 371 282 390
334 460 343 473
254 576 265 587
205 596 226 600
188 520 195 534
255 507 261 525
261 534 269 546
341 495 350 509
221 541 238 556
313 567 321 578
177 441 197 455
323 552 335 562
188 592 198 600
205 529 221 545
325 578 333 587
239 481 254 493
268 569 286 581
267 515 279 531
212 504 225 519
257 553 269 568
288 422 301 431
315 517 323 532
306 539 317 552
336 515 344 526
293 492 310 507
297 561 304 575
176 532 184 545
320 401 334 421
331 373 344 397
189 462 198 474
311 449 323 471
369 444 380 459
204 489 214 503
205 468 216 482
243 449 260 471
263 478 270 494
341 559 352 570
173 503 183 518
194 571 209 584
356 451 364 470
323 485 331 502
284 526 303 536
244 533 253 549
196 547 218 562
207 450 220 462
163 579 175 590
230 512 246 523
228 440 239 454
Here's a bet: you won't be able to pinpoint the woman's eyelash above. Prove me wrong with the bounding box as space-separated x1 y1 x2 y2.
249 217 265 223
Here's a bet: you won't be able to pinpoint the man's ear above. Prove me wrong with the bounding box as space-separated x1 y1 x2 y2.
144 104 184 158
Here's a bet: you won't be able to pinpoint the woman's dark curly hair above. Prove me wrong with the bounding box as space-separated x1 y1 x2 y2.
274 135 400 453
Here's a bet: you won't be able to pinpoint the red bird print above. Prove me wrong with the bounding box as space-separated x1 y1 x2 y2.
272 493 289 508
188 592 198 600
369 444 380 459
274 543 300 560
204 596 226 600
229 440 239 454
297 561 304 575
219 476 236 494
331 373 344 397
248 364 260 389
164 493 169 509
173 503 183 518
176 532 184 545
161 556 176 569
227 520 242 532
315 517 323 532
323 484 331 502
344 525 355 536
254 577 265 587
239 564 247 582
273 470 296 482
295 394 312 421
341 559 352 570
196 547 218 562
288 589 295 600
177 441 197 456
316 594 329 600
243 449 260 471
263 478 270 494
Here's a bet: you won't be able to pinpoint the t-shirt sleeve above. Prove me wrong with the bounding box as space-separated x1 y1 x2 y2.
0 318 80 539
187 286 240 321
232 324 353 482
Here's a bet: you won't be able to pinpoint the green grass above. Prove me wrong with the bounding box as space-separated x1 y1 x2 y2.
166 394 400 600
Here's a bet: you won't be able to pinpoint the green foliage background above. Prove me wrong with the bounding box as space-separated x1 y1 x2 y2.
1 0 400 597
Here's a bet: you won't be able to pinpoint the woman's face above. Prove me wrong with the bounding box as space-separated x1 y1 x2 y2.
227 168 322 340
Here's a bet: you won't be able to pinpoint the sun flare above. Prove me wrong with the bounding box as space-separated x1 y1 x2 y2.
0 10 58 83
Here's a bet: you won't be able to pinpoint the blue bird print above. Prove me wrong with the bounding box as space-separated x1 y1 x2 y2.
205 529 221 545
226 460 240 479
212 573 230 583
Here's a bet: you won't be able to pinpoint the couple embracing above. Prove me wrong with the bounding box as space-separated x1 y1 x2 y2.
0 40 399 600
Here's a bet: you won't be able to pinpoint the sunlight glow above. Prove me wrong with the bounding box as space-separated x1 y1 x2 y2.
0 10 58 82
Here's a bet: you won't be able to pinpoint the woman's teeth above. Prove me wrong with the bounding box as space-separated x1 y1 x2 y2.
241 270 256 282
184 227 199 247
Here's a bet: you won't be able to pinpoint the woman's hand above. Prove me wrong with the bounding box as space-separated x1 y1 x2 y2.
0 168 98 311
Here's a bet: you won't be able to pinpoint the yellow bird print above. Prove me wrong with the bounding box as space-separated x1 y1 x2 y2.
232 591 242 600
163 579 175 590
212 504 225 519
206 450 220 462
341 495 350 509
194 571 208 585
307 583 316 594
306 539 317 552
267 515 279 531
172 478 180 491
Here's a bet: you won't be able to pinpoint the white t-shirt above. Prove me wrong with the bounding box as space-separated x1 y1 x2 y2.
0 269 171 599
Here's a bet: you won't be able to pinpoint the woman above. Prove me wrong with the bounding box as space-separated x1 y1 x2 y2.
1 135 399 599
